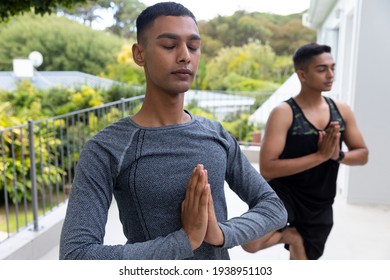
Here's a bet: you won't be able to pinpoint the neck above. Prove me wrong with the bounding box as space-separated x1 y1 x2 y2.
295 88 324 107
132 89 190 127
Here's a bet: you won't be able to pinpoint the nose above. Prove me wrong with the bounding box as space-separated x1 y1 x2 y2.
327 67 334 78
177 43 191 64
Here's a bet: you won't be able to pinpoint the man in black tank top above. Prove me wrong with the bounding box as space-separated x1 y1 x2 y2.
242 43 369 259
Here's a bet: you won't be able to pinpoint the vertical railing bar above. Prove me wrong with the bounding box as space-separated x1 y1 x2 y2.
1 132 10 237
45 121 53 210
78 112 83 154
28 120 39 231
104 106 107 128
71 115 77 179
82 112 86 147
88 111 92 140
10 131 20 231
66 117 72 188
38 123 46 215
104 105 108 126
121 98 125 118
59 119 66 201
97 107 101 132
76 113 80 155
87 111 91 141
52 120 60 206
102 107 106 129
20 127 28 226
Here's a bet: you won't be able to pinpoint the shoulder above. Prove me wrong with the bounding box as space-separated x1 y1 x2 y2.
84 117 138 153
273 100 293 114
192 114 234 146
332 98 349 109
193 114 224 131
267 100 293 125
91 117 136 140
328 98 355 120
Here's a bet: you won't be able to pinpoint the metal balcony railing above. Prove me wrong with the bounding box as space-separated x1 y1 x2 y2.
0 96 144 242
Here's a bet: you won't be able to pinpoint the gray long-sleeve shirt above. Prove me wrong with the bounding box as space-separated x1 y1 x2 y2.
59 111 287 259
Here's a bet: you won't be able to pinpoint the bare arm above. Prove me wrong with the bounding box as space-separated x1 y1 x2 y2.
335 100 369 165
260 103 339 180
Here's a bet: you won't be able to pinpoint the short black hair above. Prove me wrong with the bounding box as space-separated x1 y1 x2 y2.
293 43 331 71
136 2 197 43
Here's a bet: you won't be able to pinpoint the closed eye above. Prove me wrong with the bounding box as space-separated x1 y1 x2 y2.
188 46 199 52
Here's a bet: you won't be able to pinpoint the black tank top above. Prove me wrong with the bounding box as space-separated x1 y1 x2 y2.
269 96 345 210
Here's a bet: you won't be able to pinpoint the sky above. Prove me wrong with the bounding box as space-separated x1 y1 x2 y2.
140 0 311 20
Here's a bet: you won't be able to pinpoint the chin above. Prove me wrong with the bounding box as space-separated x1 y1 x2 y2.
176 83 192 93
167 86 190 95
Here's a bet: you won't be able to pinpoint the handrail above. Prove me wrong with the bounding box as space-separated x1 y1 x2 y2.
0 96 144 242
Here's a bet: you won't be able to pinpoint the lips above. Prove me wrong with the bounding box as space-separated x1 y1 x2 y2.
324 81 333 86
172 68 193 76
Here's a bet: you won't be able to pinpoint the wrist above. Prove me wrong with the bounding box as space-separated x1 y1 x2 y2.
336 151 345 162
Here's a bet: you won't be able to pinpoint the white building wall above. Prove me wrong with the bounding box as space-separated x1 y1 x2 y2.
314 0 390 205
347 0 390 205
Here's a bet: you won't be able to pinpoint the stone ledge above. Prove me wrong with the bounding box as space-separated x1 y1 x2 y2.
0 202 67 260
240 145 260 163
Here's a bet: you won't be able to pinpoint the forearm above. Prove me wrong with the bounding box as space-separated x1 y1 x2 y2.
340 147 369 166
220 192 287 248
260 151 328 180
222 167 288 248
60 226 194 260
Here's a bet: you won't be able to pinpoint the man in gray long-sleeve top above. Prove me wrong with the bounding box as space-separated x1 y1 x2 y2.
59 1 287 260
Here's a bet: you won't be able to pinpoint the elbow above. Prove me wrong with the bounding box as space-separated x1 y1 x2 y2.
59 239 87 260
259 166 272 181
352 147 369 165
59 246 79 260
362 148 369 165
241 242 259 253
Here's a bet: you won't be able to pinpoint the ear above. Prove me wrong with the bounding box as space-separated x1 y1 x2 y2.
296 69 306 82
132 43 145 67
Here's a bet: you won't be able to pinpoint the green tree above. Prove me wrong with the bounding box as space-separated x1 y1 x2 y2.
0 80 45 122
199 11 315 58
269 18 316 55
101 43 145 85
0 0 87 22
107 0 146 39
272 55 294 83
0 13 123 75
59 0 146 39
58 0 112 27
204 41 281 91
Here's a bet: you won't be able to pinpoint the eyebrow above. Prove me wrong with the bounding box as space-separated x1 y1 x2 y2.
156 33 201 41
315 63 336 68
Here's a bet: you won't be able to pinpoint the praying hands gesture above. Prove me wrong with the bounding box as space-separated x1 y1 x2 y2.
318 121 341 161
181 164 224 250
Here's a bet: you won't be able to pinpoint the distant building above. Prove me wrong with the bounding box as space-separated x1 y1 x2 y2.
185 90 256 120
0 69 120 91
0 56 121 91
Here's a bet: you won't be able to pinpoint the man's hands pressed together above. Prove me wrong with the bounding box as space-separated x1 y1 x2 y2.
318 121 341 161
181 164 224 250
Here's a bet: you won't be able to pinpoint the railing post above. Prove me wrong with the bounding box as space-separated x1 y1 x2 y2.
121 98 125 118
28 120 39 231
